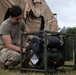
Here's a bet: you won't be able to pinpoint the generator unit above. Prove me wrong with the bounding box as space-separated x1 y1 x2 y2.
20 30 76 75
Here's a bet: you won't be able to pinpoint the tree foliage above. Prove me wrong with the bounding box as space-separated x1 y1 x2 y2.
66 27 76 34
60 27 76 34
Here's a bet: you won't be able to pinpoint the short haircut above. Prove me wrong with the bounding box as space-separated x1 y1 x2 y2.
3 8 11 21
10 5 22 17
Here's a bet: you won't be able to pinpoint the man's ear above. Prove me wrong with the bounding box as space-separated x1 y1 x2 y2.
10 16 13 18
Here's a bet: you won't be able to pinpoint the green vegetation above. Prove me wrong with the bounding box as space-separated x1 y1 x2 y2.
60 27 76 34
0 69 45 75
0 61 76 75
0 67 76 75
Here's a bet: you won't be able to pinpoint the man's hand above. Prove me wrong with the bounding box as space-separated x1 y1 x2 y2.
23 48 26 53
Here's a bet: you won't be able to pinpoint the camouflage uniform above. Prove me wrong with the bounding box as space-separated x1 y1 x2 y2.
0 18 26 67
0 48 20 66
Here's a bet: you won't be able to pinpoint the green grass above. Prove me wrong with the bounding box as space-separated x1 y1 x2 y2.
0 69 45 75
0 60 76 75
0 67 76 75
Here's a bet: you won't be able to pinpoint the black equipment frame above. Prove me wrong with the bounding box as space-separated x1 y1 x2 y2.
20 30 76 75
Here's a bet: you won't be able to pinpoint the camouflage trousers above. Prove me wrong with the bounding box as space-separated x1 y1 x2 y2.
0 48 20 67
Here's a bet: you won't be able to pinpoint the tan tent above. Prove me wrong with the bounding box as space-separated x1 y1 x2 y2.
0 0 58 32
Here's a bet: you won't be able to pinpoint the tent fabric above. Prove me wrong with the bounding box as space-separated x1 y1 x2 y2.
0 0 58 32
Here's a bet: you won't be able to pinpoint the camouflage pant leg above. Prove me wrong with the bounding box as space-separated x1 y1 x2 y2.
0 48 20 66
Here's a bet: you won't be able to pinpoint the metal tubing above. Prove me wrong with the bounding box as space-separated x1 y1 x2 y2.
44 31 48 75
20 32 23 70
74 34 76 69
